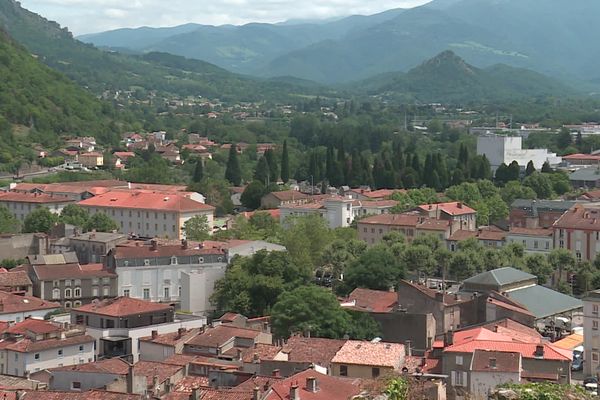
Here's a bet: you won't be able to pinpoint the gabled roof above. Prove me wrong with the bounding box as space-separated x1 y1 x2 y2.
75 297 172 317
264 369 362 400
0 192 73 204
0 291 59 315
78 191 214 213
0 270 32 287
266 190 310 202
185 325 261 348
32 263 115 280
133 361 183 386
470 350 521 373
5 318 60 335
331 340 404 368
2 333 94 353
48 357 130 375
505 285 582 319
569 166 600 181
346 288 398 313
463 267 536 288
20 390 142 400
112 244 224 259
418 202 476 216
279 336 346 367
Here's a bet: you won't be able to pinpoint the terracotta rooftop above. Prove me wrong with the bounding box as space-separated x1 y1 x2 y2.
280 336 346 367
508 227 553 236
448 230 478 241
0 270 32 287
112 244 224 259
163 388 253 400
31 263 115 280
48 357 130 375
0 291 59 315
470 350 521 373
264 369 362 400
75 296 172 317
20 390 142 400
219 312 244 322
2 333 94 353
563 153 600 161
331 340 404 368
173 376 211 392
0 192 73 204
133 361 183 387
78 191 214 213
139 328 199 346
186 325 261 348
477 227 508 241
5 318 60 335
240 344 282 363
346 288 398 313
418 202 476 216
267 190 310 202
400 280 463 306
554 204 600 230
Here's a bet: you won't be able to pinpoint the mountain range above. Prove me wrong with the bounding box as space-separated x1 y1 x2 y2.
79 0 600 86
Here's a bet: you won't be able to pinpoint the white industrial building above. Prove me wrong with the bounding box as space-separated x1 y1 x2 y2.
476 134 561 171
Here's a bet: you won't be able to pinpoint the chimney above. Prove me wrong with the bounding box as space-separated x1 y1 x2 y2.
290 384 300 400
306 377 318 393
190 386 200 400
535 345 544 358
457 202 463 209
177 327 185 339
405 340 412 357
181 239 188 250
445 331 454 347
253 387 260 400
151 330 158 339
253 353 260 364
126 363 134 393
272 369 281 378
421 357 427 367
150 239 158 251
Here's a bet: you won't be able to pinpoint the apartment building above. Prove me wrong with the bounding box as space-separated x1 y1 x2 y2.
78 191 215 239
0 192 74 221
583 289 600 376
357 213 451 245
553 204 600 262
0 291 60 323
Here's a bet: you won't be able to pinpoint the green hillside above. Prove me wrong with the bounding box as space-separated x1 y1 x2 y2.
356 51 575 103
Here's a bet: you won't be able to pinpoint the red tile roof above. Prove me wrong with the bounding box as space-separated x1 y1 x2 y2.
0 271 32 287
0 291 59 315
0 192 73 204
75 296 172 317
173 376 211 391
139 328 199 346
267 190 310 202
281 336 346 367
240 344 282 363
554 204 600 230
48 357 130 375
508 227 553 237
133 361 183 386
346 288 398 313
331 340 404 368
2 333 94 353
418 202 476 216
163 354 201 367
32 263 115 280
264 369 362 400
487 297 534 317
21 390 142 400
163 388 253 400
399 281 463 306
78 191 214 213
477 227 507 241
185 325 261 348
219 312 243 322
113 152 135 159
112 244 224 259
448 230 478 241
5 318 60 335
471 350 521 373
563 153 600 161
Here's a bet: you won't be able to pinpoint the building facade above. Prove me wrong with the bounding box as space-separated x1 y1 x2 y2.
553 204 600 262
0 192 74 221
476 134 561 171
583 289 600 376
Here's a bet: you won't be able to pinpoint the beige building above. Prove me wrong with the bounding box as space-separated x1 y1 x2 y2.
330 340 405 379
357 213 451 245
0 192 74 221
584 289 600 376
78 191 215 239
553 204 600 262
261 190 310 209
78 152 104 168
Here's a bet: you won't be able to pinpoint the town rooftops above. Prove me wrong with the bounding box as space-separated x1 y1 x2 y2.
0 270 32 287
112 243 225 259
78 191 214 213
1 333 94 353
139 328 199 347
553 204 600 229
185 325 262 348
133 360 184 386
463 267 536 289
0 291 60 315
70 231 128 243
240 343 282 363
4 318 60 335
278 336 346 367
504 284 583 319
470 350 521 373
345 288 398 313
75 296 172 317
400 280 463 306
357 213 450 231
0 192 72 204
268 190 310 202
20 390 142 400
331 340 404 368
418 202 476 216
48 357 130 375
569 166 600 181
508 227 553 237
264 369 362 400
511 199 578 215
31 263 115 280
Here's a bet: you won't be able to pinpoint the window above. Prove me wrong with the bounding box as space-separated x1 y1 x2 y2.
74 279 81 286
71 382 81 390
64 301 72 308
58 349 63 358
372 367 380 378
456 355 463 365
74 288 81 298
178 286 182 297
102 277 110 284
64 288 72 298
79 345 84 352
74 300 81 307
453 371 465 387
75 315 84 324
124 289 130 297
34 353 40 360
593 352 599 362
594 304 599 315
577 252 582 262
92 287 99 297
559 240 564 248
103 286 110 296
171 256 178 265
143 288 150 299
92 278 99 285
546 242 550 249
65 280 71 286
52 288 60 300
363 228 367 233
164 287 170 299
594 320 598 331
340 365 348 376
534 241 538 249
53 280 59 288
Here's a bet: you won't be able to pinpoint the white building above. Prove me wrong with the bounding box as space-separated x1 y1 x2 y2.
505 227 553 255
583 289 600 376
78 190 214 240
476 134 561 171
0 319 95 377
0 291 61 323
0 192 74 221
280 196 398 229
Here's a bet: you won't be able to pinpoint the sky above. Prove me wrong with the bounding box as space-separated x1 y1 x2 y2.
19 0 431 35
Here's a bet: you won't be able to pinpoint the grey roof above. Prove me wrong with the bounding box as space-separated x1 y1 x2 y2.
70 231 127 243
510 199 577 216
506 285 582 319
463 267 536 288
570 167 600 182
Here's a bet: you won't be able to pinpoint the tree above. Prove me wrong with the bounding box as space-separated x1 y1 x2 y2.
0 205 19 233
500 181 536 205
345 245 404 293
402 244 436 277
506 161 520 182
240 180 266 210
23 207 58 233
548 248 576 286
346 310 382 340
183 215 211 241
264 149 278 183
254 156 270 184
281 139 290 184
523 172 555 199
60 204 90 227
271 286 351 339
225 144 242 186
321 239 366 280
541 161 552 173
525 160 536 176
192 159 204 183
282 215 333 267
557 127 572 149
83 212 118 233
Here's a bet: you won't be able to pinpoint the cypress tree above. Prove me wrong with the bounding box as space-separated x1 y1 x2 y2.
264 149 278 183
225 144 242 186
281 140 290 183
254 156 270 185
541 161 552 173
326 145 335 183
193 159 204 183
525 160 536 176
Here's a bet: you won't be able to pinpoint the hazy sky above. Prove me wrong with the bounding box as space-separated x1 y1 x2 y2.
19 0 431 35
